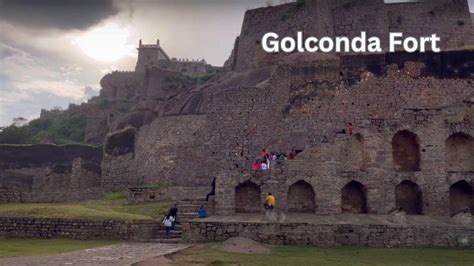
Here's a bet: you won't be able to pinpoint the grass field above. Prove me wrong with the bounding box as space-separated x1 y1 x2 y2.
169 244 474 266
0 239 117 258
0 192 170 220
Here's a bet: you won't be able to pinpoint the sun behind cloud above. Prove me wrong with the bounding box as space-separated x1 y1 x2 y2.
72 23 136 62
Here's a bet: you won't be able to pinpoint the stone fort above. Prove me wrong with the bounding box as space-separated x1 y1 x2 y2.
1 0 474 247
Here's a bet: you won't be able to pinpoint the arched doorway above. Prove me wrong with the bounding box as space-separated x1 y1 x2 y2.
392 130 421 172
395 180 423 214
287 180 315 213
449 180 473 215
341 181 367 213
446 133 474 172
235 181 261 213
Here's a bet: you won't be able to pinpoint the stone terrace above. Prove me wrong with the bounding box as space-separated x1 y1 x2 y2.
183 213 474 247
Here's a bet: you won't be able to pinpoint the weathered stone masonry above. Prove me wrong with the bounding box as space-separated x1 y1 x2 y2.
213 52 474 217
0 217 161 241
184 220 474 247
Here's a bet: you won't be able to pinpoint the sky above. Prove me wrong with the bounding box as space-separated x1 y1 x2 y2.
0 0 473 127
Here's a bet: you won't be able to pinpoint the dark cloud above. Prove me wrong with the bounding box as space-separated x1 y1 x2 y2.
0 0 119 30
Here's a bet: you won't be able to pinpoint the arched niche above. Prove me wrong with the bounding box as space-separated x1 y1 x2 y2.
287 180 316 213
341 180 368 214
235 180 261 213
395 180 423 215
392 130 421 172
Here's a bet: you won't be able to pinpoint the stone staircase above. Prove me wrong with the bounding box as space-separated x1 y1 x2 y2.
147 224 184 244
147 197 214 243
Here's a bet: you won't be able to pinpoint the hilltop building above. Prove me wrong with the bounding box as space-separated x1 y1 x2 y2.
135 39 212 75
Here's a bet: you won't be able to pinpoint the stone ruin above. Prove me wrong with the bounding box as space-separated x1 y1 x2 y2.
135 38 215 75
0 144 102 202
0 0 473 246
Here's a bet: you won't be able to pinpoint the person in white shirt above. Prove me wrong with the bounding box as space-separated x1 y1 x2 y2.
162 215 174 239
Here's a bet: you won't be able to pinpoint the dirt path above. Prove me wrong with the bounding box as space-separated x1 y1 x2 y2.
0 242 190 266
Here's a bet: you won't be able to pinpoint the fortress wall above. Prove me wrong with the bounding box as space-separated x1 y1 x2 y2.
234 0 473 71
213 57 474 216
331 1 388 45
101 114 219 190
134 114 217 186
384 0 473 48
0 144 102 169
235 1 333 71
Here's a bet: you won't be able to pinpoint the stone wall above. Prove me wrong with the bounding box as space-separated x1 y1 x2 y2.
232 0 473 71
0 217 161 241
211 54 474 216
0 144 102 169
128 186 211 203
3 162 104 203
183 220 474 247
102 115 218 191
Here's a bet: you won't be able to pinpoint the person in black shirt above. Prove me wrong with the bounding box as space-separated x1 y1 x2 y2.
167 203 178 229
206 177 216 201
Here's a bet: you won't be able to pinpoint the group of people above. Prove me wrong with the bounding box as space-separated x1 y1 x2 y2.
251 149 298 172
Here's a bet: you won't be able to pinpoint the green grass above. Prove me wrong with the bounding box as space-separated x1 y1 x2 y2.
0 238 117 258
103 191 127 201
169 244 474 266
0 194 171 220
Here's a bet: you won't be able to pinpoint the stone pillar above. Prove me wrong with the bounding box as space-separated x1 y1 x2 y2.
215 173 235 215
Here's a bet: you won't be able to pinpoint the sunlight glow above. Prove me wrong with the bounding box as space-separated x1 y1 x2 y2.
72 23 136 62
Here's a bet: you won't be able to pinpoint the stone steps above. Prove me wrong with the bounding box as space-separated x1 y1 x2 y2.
147 238 182 244
179 212 199 221
179 198 208 205
179 204 212 213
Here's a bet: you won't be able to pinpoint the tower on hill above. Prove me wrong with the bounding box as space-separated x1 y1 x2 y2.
134 38 215 76
135 39 170 73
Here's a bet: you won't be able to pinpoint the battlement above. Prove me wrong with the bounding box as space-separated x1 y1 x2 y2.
138 44 161 49
111 70 135 74
138 38 162 49
135 38 214 75
172 58 207 63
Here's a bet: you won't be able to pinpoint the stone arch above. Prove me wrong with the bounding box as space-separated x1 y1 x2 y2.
395 180 423 215
446 132 474 172
350 134 367 171
287 180 315 213
449 180 473 215
341 180 367 213
392 130 421 172
235 180 261 213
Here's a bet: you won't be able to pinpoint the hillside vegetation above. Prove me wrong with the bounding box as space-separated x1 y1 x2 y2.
0 108 86 145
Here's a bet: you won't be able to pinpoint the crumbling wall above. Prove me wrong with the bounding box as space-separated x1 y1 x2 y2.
0 144 102 169
0 144 103 203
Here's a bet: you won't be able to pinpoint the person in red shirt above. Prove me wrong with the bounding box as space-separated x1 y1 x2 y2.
252 160 261 171
347 123 353 135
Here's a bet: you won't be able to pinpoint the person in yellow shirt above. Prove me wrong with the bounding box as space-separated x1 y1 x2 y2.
264 192 276 210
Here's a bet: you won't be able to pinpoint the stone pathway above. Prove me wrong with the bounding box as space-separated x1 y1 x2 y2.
0 242 190 266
